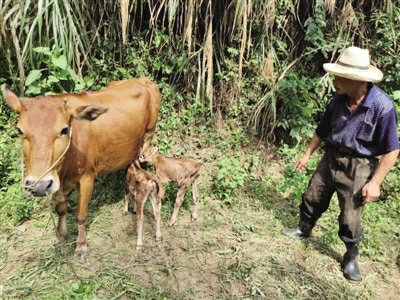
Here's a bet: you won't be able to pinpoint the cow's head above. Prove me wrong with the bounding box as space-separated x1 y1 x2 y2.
2 84 108 197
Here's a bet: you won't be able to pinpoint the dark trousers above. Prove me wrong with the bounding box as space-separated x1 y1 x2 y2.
300 147 379 243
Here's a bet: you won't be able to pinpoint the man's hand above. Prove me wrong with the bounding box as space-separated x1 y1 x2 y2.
294 155 310 172
293 133 322 172
361 179 380 205
361 149 399 205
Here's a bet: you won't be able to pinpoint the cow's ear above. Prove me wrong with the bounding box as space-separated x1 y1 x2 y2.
2 84 21 113
74 105 108 121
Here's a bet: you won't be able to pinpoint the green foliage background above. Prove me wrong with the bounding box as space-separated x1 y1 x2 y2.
1 2 400 299
0 0 399 240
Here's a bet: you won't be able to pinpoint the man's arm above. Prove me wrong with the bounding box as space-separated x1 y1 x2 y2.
361 149 400 205
294 133 322 172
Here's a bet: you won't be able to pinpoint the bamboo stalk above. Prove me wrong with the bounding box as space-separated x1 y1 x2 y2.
119 0 130 45
204 0 213 111
238 0 248 80
183 0 194 54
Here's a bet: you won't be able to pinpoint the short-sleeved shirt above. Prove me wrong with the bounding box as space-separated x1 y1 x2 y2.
316 84 399 157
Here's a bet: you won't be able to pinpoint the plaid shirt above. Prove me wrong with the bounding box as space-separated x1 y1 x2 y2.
316 84 399 157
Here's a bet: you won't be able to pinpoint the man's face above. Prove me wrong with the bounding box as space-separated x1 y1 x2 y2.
332 76 354 95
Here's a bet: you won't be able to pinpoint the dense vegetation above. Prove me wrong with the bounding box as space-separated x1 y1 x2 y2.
1 1 400 298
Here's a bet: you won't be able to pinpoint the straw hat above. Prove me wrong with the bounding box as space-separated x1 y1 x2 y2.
323 46 383 82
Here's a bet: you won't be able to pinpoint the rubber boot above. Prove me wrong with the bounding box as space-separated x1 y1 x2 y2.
342 242 362 283
282 213 315 238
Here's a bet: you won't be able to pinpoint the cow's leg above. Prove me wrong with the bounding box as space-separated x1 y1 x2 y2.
149 186 162 241
135 191 147 252
54 191 68 243
191 179 199 220
169 184 188 227
74 176 94 258
141 128 156 153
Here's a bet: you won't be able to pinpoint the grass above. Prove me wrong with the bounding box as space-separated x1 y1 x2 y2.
1 125 400 300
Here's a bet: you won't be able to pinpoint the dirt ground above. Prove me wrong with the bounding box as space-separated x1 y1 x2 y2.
2 190 400 299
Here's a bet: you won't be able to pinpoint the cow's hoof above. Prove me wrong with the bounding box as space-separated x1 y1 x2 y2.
52 238 62 246
52 236 69 246
168 220 176 227
156 236 162 242
136 245 144 252
74 251 88 262
74 245 89 261
191 213 198 220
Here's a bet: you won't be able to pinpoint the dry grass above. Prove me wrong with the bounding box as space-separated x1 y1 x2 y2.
1 142 400 299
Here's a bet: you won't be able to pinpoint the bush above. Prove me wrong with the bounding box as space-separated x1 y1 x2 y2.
0 106 35 226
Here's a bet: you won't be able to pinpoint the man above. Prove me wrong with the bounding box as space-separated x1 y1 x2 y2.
282 46 399 283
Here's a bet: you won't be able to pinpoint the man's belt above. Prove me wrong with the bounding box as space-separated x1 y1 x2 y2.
337 147 379 159
338 147 356 155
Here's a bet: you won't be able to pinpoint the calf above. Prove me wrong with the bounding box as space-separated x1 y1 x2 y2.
125 160 164 251
139 147 201 226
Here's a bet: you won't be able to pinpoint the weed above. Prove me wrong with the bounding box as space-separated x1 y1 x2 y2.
278 143 321 202
52 281 99 300
24 47 86 96
212 156 254 203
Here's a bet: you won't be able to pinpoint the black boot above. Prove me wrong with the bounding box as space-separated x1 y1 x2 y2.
342 242 362 283
282 213 315 238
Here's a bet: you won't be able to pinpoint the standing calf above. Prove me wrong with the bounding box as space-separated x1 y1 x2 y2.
139 147 201 226
125 160 164 251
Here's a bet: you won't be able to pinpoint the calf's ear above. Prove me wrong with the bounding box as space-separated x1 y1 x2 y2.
150 147 159 156
2 84 22 113
74 105 109 121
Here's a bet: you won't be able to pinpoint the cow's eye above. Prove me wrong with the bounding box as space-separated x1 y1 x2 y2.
16 127 24 137
59 127 69 136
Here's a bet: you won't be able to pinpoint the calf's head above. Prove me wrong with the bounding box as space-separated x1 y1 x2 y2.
138 146 159 164
2 84 108 197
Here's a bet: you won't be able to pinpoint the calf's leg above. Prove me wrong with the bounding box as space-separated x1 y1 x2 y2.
169 185 188 226
191 179 199 220
149 186 162 241
135 191 147 252
123 186 132 215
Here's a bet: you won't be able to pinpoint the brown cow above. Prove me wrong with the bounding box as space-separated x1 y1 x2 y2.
2 77 160 258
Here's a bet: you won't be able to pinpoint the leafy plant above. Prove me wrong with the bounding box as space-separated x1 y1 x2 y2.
276 72 326 144
369 5 400 95
279 144 321 201
0 104 31 227
46 281 99 300
0 0 90 94
24 47 88 96
212 155 259 202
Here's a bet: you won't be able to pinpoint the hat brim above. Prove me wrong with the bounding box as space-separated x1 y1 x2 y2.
323 63 383 82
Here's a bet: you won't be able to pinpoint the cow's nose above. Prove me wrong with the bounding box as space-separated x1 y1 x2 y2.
24 179 53 196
